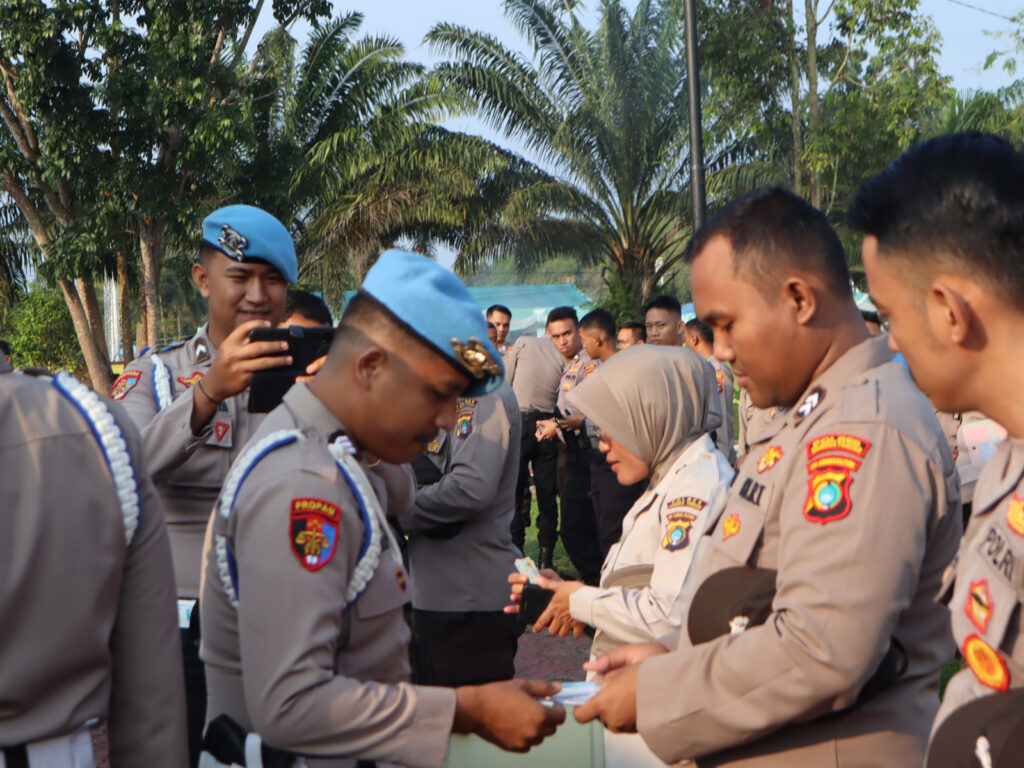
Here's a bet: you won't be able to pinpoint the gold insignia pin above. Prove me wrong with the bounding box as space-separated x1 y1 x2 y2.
451 337 501 380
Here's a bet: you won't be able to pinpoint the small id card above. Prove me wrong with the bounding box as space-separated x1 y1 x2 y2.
514 556 541 584
549 682 601 707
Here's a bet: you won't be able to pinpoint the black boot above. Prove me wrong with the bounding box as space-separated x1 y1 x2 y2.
539 547 554 572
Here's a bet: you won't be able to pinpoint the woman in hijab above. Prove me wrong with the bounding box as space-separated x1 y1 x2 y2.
508 345 734 659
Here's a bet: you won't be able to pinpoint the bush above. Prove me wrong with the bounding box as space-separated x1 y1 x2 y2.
2 283 85 375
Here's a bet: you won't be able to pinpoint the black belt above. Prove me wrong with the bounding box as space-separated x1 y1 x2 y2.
521 410 554 418
203 714 377 768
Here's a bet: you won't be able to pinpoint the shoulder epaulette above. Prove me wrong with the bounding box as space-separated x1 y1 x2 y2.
53 372 141 546
158 339 188 353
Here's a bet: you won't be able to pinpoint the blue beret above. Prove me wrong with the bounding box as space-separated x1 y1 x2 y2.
201 204 298 285
360 250 504 396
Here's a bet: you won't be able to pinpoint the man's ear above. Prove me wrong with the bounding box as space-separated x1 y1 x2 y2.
352 345 388 390
783 277 817 326
192 262 210 299
927 280 974 348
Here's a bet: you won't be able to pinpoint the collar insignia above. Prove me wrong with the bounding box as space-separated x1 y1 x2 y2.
451 337 501 380
217 224 248 260
796 386 825 419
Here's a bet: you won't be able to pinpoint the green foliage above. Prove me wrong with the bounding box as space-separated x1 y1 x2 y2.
2 282 83 374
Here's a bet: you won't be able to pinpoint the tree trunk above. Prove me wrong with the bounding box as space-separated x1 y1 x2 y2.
138 216 165 348
58 277 112 392
136 292 148 354
117 245 134 362
784 0 803 196
78 277 109 361
805 0 821 208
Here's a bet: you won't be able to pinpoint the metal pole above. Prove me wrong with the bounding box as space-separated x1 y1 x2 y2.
684 0 707 228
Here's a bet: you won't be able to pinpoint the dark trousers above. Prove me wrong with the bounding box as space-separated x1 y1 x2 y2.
182 619 206 768
590 457 647 560
411 609 519 686
557 433 603 586
512 411 560 552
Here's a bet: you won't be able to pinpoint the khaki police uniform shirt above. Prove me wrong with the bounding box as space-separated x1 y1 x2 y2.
504 335 564 413
708 357 736 464
736 388 785 465
557 347 597 416
570 434 733 655
932 435 1024 732
635 336 962 767
400 382 522 612
200 383 456 768
0 374 187 766
113 325 265 597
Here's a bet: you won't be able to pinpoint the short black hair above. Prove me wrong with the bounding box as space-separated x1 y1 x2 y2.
848 132 1024 306
860 310 881 327
285 289 333 326
486 304 512 319
579 308 616 339
685 187 852 299
618 321 645 342
0 339 10 357
685 318 714 345
546 306 578 326
643 294 681 316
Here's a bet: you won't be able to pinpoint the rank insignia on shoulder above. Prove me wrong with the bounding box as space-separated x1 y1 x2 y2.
584 363 598 376
1007 496 1024 537
962 634 1009 691
177 371 203 388
803 467 854 525
455 398 477 439
965 578 993 634
722 513 740 540
290 497 341 571
426 437 442 454
662 511 697 551
110 369 142 400
756 446 783 473
795 386 825 419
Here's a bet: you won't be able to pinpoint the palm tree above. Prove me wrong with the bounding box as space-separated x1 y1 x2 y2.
428 0 709 307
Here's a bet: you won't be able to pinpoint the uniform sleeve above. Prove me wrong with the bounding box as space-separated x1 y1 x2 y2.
570 459 731 644
401 396 508 532
106 412 189 767
636 422 944 763
504 339 522 385
232 469 456 766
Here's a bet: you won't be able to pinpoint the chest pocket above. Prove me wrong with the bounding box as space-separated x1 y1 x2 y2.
355 548 411 620
705 475 774 568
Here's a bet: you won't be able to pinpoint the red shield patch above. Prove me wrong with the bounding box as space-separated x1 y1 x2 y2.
803 467 854 524
215 421 229 442
290 498 341 571
110 370 141 400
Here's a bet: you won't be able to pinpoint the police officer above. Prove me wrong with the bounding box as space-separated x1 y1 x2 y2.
112 204 298 764
686 318 736 464
578 309 647 557
536 306 604 585
1 373 187 766
575 188 961 768
486 303 513 355
504 332 564 565
616 321 645 350
400 379 522 686
850 133 1024 767
199 250 564 768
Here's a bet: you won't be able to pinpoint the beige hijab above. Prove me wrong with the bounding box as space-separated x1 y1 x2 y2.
567 345 720 486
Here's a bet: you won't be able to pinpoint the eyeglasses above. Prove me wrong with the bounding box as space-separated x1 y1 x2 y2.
592 424 609 443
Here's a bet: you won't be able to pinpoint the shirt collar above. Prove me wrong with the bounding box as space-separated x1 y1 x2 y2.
282 382 347 443
781 335 893 431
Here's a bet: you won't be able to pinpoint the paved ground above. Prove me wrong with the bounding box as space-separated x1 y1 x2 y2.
514 625 591 682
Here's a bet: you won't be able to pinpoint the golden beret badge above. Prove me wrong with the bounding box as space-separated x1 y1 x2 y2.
451 338 501 380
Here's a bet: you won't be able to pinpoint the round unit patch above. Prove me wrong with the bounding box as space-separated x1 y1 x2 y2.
962 634 1009 691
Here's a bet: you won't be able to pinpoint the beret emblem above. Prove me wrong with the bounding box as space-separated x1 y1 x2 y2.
217 224 248 259
451 337 501 379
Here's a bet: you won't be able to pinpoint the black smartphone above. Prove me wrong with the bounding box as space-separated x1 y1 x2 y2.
247 325 336 413
519 583 555 626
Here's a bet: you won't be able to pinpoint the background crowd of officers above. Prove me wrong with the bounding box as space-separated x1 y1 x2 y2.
3 130 1024 768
